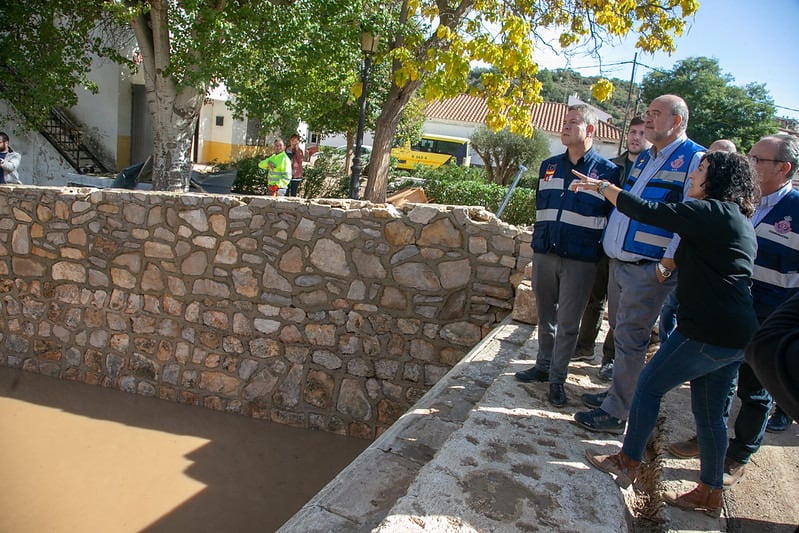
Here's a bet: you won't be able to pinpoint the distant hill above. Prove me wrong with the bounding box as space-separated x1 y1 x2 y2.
467 67 639 125
537 68 637 124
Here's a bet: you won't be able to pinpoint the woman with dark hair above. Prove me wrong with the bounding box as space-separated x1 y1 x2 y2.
570 151 760 516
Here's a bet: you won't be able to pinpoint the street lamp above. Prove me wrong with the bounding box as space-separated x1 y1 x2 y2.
349 31 379 199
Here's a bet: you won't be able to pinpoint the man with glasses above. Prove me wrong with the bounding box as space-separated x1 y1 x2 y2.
574 94 705 433
670 133 799 480
0 132 22 184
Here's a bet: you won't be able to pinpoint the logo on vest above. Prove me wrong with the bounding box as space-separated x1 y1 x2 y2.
774 216 793 235
544 164 556 181
670 154 686 170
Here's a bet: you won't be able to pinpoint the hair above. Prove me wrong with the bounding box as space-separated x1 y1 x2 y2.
629 117 645 127
289 133 300 141
701 151 760 217
0 132 8 143
567 104 598 129
765 133 799 180
656 94 689 133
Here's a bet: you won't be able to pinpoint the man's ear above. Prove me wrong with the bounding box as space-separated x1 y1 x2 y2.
586 124 595 137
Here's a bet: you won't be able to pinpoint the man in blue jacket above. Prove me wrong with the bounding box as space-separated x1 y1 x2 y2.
515 104 619 407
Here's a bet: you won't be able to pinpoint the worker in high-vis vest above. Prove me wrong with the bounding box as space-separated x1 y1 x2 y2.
258 139 291 196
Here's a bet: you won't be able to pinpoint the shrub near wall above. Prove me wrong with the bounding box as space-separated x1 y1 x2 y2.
0 186 532 438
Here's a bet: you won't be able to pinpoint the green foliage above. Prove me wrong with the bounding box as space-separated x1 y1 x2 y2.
228 156 270 195
470 126 550 185
300 153 351 199
416 165 536 226
641 57 777 151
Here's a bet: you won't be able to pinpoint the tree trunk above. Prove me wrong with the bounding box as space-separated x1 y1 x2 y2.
364 80 421 203
131 3 204 192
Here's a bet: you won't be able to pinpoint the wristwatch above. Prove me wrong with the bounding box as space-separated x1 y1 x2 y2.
598 181 611 197
657 262 673 278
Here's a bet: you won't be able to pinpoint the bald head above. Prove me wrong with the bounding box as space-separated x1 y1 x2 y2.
644 94 690 150
709 139 737 153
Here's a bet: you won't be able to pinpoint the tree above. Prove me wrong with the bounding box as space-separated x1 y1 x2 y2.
640 57 777 151
361 0 700 202
470 126 549 185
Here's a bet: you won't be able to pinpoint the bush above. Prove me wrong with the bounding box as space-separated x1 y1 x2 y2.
228 155 270 195
418 164 536 226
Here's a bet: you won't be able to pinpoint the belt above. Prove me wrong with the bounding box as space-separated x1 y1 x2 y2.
617 258 656 266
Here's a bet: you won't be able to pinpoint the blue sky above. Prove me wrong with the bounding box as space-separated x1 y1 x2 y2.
533 0 799 120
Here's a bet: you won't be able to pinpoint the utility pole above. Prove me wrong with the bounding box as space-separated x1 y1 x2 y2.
618 52 638 155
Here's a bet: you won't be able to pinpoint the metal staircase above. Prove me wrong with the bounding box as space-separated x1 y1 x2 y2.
40 107 112 174
0 66 112 175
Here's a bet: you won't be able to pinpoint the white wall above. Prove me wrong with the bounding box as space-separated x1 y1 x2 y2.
0 101 76 186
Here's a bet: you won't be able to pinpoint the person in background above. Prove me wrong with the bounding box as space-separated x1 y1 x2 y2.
576 150 760 517
514 104 619 407
286 134 304 197
572 117 651 383
0 132 22 184
258 139 291 196
574 94 705 434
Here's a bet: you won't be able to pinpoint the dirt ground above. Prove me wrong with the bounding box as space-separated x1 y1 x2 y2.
0 367 369 533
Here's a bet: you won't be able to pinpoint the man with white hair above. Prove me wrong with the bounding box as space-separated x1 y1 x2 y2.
575 94 705 433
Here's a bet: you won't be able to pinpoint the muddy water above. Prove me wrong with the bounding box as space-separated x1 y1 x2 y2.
0 367 370 533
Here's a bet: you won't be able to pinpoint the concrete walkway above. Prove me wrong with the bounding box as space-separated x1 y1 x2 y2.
283 320 799 532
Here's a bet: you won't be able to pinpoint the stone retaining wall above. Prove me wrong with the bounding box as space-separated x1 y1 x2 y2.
0 185 532 438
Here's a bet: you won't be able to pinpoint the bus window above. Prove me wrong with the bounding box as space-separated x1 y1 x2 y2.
392 134 471 171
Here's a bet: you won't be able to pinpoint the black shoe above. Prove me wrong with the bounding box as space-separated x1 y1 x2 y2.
766 408 792 433
582 390 608 409
574 408 626 434
571 351 595 362
515 366 549 383
598 362 614 381
549 383 567 407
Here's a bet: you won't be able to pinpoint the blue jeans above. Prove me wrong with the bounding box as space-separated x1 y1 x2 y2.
658 289 679 344
726 362 772 463
621 331 744 488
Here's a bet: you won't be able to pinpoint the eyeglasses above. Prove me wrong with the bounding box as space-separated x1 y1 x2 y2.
748 155 786 165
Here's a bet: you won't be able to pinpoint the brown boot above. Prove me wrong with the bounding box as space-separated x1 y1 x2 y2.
723 457 746 487
585 449 641 488
663 482 723 517
668 435 699 459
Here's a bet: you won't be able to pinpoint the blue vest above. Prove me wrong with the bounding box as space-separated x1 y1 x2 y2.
752 190 799 320
620 138 705 259
532 150 619 262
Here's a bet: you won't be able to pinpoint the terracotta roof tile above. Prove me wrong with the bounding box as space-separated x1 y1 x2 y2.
424 94 622 142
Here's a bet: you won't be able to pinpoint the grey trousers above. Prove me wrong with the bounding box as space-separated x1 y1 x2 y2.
532 252 598 384
601 259 677 420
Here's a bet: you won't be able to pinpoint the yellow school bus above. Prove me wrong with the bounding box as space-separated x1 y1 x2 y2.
391 134 472 171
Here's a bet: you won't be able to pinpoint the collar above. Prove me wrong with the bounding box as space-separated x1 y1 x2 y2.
758 180 793 211
561 146 595 166
648 134 687 160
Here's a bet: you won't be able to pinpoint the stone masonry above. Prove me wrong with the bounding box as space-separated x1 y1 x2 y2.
0 185 532 438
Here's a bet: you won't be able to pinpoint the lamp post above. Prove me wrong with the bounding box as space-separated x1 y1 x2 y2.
349 31 379 199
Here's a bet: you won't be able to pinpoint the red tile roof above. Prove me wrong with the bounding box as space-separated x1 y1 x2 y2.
424 94 622 142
